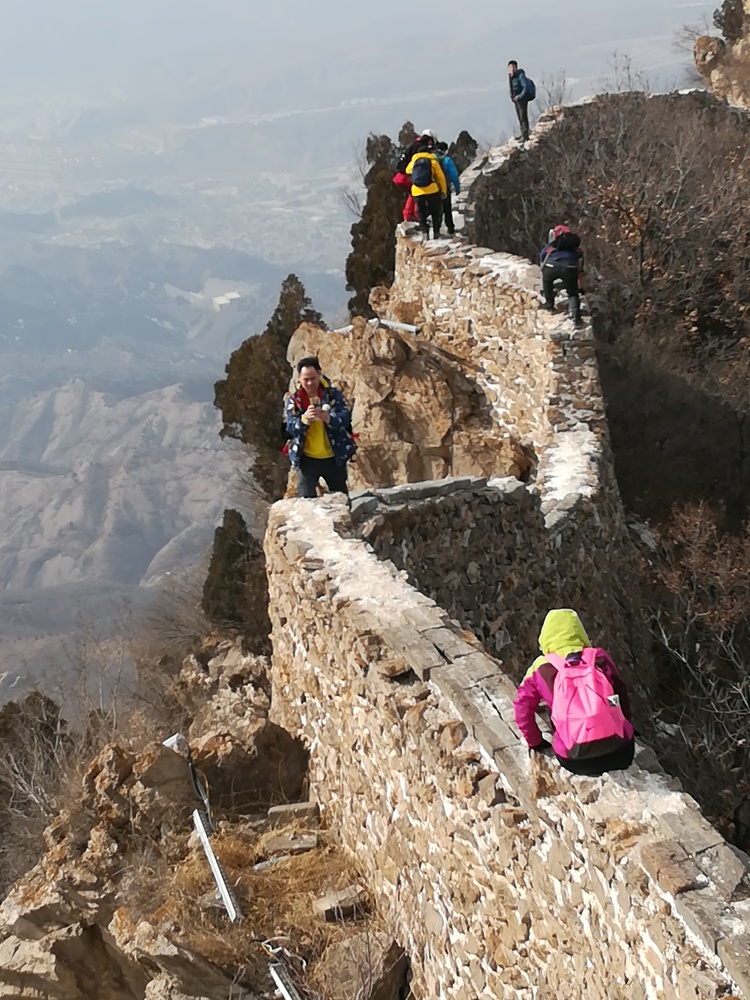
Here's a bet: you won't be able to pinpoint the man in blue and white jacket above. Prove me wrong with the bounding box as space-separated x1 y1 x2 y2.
508 60 532 142
435 142 461 236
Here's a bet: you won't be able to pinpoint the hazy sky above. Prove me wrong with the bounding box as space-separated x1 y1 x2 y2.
0 0 716 115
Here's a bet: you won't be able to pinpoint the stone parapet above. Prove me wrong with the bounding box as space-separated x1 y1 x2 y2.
351 471 637 678
376 227 605 457
265 494 750 1000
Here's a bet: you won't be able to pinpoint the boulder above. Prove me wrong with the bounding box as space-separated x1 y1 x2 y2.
191 720 308 810
313 931 409 1000
287 319 531 492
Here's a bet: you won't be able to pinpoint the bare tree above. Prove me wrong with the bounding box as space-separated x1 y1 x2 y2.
337 139 371 220
640 503 750 848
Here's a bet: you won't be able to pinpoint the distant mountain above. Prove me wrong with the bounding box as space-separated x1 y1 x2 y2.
0 376 236 592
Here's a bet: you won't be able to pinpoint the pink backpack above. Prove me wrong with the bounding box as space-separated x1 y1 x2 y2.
547 648 629 759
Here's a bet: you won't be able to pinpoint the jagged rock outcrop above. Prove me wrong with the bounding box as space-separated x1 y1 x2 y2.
0 643 297 1000
287 317 532 492
694 2 750 107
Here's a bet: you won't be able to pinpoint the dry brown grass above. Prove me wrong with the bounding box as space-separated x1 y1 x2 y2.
143 823 376 992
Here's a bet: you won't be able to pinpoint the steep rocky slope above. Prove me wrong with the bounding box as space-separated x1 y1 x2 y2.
0 641 401 999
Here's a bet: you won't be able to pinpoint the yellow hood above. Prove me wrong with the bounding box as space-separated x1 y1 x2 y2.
538 608 590 656
525 609 590 678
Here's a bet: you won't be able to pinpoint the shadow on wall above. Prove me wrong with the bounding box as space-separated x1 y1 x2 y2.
598 341 749 524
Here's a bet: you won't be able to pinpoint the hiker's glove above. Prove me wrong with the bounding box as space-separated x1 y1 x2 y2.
530 738 552 753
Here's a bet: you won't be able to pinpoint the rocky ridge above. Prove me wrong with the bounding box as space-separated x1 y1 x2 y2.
0 641 397 999
695 1 750 106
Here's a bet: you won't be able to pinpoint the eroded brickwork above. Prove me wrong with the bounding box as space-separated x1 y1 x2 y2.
265 493 750 1000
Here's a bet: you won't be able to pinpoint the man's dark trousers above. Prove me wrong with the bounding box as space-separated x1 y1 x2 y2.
442 192 455 234
542 260 581 322
297 456 348 498
416 191 443 237
515 99 530 141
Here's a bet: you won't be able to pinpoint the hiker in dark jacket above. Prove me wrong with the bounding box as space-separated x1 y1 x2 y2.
284 356 356 498
435 142 460 235
540 224 585 327
508 60 532 142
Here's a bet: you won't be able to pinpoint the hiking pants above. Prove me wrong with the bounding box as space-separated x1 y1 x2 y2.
296 456 348 498
556 738 635 777
416 191 443 237
542 260 581 322
402 193 417 222
515 99 530 141
442 192 455 234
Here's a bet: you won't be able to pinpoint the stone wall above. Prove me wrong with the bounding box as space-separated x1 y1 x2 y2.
374 228 607 456
351 477 639 679
369 226 644 674
265 494 750 1000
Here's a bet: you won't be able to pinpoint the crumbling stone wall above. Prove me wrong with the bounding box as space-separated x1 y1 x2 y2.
368 227 642 672
352 478 639 678
263 148 750 999
373 229 608 455
265 494 750 1000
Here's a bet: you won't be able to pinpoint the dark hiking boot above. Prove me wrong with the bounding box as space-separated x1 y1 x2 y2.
542 303 555 313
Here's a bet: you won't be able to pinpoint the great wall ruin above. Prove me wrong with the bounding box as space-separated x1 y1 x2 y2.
264 109 750 999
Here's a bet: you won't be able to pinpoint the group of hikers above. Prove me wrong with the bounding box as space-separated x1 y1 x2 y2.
389 61 585 327
278 58 632 778
392 129 461 241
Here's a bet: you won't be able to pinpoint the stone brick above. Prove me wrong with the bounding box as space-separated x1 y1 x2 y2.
267 801 319 827
312 884 367 921
378 627 445 679
717 933 750 998
659 810 724 857
640 840 707 895
696 843 750 901
672 889 727 954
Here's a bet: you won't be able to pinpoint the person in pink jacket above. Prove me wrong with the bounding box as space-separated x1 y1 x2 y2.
514 609 635 776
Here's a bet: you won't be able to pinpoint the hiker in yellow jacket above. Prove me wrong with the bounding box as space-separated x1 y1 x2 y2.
406 134 447 240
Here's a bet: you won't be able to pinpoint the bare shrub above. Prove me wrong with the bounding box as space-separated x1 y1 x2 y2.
640 503 750 847
536 72 572 113
338 140 370 220
0 694 74 889
138 561 212 663
481 92 750 339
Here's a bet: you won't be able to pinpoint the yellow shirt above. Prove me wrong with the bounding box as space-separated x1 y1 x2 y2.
303 417 334 459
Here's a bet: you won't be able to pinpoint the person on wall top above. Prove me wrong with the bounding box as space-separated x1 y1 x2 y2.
435 141 460 236
508 60 536 143
406 134 447 240
514 609 636 777
539 224 585 327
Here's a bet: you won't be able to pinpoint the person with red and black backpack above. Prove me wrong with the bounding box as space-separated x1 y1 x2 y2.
514 609 635 776
540 224 585 327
